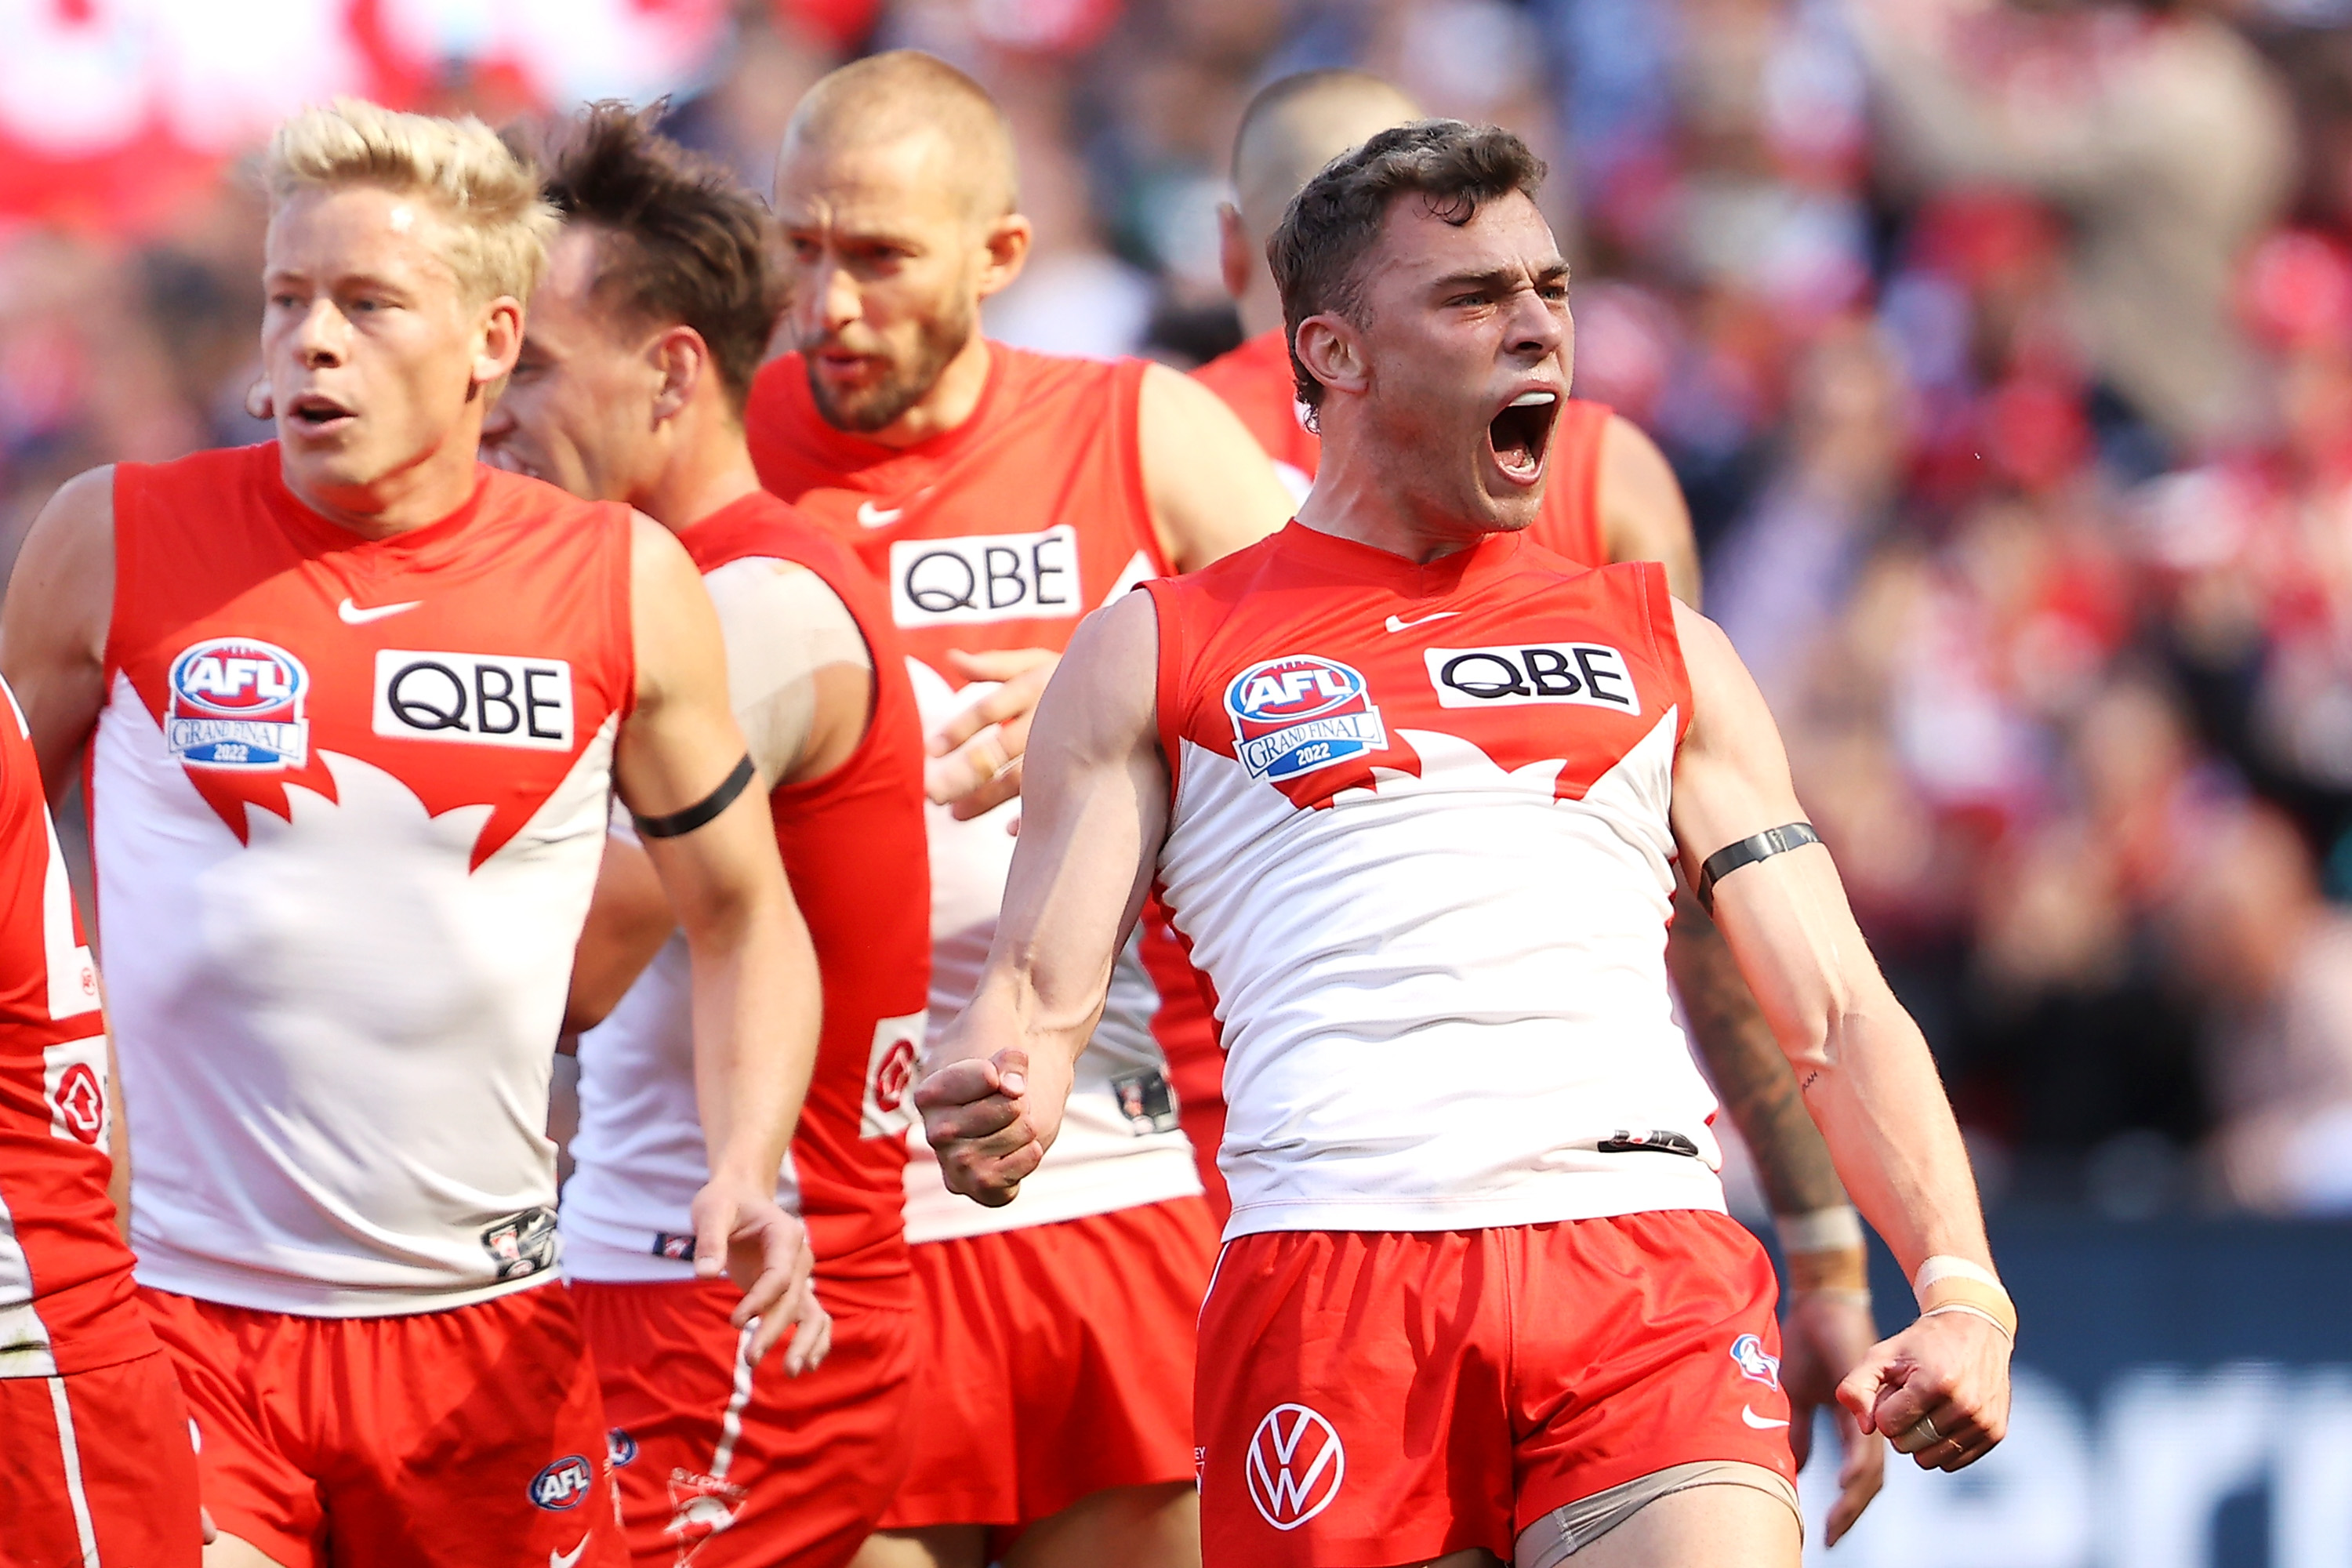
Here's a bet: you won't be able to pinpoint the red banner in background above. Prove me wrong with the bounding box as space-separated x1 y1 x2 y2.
0 0 730 234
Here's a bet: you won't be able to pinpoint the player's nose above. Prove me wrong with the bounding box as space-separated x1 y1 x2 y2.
292 298 347 368
1502 285 1566 363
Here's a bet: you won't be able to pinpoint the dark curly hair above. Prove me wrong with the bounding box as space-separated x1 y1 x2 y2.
1269 120 1547 415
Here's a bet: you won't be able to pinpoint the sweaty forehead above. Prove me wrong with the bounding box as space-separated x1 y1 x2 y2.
1373 189 1561 285
267 184 459 282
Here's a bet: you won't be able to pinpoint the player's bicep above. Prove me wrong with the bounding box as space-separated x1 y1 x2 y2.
615 515 755 816
0 467 116 800
1138 363 1294 572
994 593 1168 1013
1669 601 1873 1048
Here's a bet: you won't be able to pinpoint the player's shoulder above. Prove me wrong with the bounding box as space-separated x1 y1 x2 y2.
479 463 627 531
1189 328 1285 397
679 489 857 579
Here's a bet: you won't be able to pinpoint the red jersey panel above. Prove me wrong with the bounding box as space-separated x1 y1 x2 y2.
1144 524 1724 1236
0 677 145 1376
96 444 636 1314
747 345 1202 1243
1192 328 1613 566
562 490 932 1297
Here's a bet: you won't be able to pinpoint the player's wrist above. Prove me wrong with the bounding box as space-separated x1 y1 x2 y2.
1776 1203 1870 1295
1911 1254 2016 1340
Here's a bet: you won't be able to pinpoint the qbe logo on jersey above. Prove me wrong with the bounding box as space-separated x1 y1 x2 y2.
1246 1403 1345 1530
1424 641 1641 713
1225 655 1386 782
165 638 310 768
891 525 1079 628
372 651 573 750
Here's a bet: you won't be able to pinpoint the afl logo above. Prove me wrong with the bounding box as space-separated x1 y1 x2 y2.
1225 655 1386 783
165 638 310 768
528 1454 595 1511
1245 1403 1345 1530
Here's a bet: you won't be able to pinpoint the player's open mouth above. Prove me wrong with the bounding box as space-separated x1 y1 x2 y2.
288 394 355 432
1486 389 1559 485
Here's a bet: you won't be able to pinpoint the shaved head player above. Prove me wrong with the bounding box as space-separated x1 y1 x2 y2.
743 49 1294 1568
923 121 2013 1568
2 100 823 1568
1191 70 1887 1537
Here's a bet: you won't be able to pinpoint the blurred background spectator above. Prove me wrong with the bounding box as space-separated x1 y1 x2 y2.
10 0 2352 1219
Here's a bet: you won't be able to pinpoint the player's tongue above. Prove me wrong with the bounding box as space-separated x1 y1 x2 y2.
1487 390 1557 481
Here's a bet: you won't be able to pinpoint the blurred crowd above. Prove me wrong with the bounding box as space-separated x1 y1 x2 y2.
9 0 2352 1217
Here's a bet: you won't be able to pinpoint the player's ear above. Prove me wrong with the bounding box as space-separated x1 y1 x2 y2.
649 326 709 423
975 212 1033 301
1218 202 1253 303
474 296 525 390
1293 314 1366 403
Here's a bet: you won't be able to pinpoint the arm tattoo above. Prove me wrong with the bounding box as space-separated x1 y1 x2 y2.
1666 887 1850 1217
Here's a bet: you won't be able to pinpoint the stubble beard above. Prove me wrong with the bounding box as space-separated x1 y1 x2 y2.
802 296 976 435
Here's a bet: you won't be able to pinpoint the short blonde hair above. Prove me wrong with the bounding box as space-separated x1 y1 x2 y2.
266 98 558 304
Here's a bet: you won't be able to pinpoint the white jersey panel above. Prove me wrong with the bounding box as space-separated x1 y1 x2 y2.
94 678 615 1315
903 660 1199 1243
1160 714 1727 1238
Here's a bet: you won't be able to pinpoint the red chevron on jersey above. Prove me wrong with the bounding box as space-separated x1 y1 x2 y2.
1144 521 1721 1239
107 445 633 869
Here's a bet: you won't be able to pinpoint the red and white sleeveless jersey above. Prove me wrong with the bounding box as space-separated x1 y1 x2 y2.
94 445 635 1315
748 345 1203 1242
1143 522 1726 1237
0 677 146 1377
1192 328 1615 565
564 492 931 1298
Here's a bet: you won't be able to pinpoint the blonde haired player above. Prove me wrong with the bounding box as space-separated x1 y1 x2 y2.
2 99 825 1568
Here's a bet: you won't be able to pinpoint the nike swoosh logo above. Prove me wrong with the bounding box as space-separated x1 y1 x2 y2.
550 1537 589 1568
856 500 902 528
1742 1406 1791 1429
338 597 421 625
1385 611 1460 633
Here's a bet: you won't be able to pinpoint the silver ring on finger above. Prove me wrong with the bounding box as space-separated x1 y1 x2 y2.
1905 1414 1940 1448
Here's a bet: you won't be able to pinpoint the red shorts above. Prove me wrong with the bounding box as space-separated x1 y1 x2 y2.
574 1274 915 1568
0 1352 201 1566
1195 1211 1798 1566
141 1283 626 1568
880 1196 1218 1533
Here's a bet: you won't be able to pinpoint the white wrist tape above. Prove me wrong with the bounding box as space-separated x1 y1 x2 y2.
1775 1205 1864 1255
1912 1255 2002 1297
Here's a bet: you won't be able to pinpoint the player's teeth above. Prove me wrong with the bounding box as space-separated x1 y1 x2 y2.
1509 391 1556 408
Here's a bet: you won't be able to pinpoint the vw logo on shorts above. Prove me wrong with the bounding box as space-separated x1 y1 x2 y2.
1245 1403 1345 1530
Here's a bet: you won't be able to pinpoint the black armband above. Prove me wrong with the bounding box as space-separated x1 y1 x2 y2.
1695 822 1820 913
633 754 757 840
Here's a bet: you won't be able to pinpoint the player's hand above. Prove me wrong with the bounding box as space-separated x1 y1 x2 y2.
918 1047 1047 1204
1784 1288 1886 1544
686 1178 828 1369
927 648 1060 820
1837 1310 2013 1474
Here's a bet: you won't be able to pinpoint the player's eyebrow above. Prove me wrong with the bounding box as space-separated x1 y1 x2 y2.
1429 260 1572 296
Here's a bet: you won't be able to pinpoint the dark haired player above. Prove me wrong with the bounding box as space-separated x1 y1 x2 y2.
483 105 932 1568
922 122 2014 1568
1192 69 1886 1539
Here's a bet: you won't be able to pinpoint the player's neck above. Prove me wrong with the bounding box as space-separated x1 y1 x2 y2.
855 332 993 449
279 419 485 540
1297 439 1490 565
636 408 764 532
